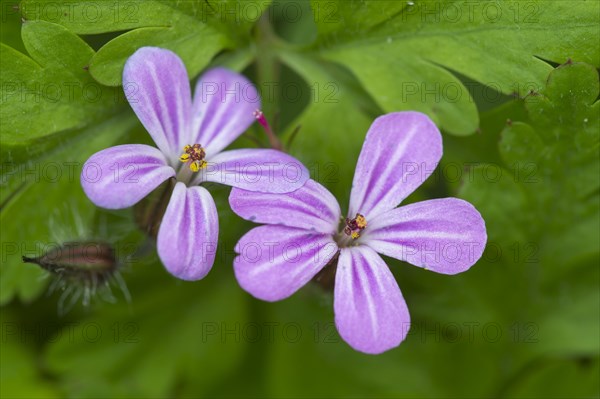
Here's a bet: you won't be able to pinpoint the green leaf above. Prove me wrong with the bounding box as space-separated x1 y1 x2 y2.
1 20 122 143
318 39 480 135
20 0 271 86
1 0 27 54
21 19 91 75
309 0 599 135
459 165 529 246
462 62 599 269
88 18 224 86
279 51 373 205
189 0 272 38
459 63 599 359
499 121 545 166
526 62 600 144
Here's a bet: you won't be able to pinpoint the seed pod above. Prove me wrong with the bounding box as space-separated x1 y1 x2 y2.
23 241 129 315
23 241 117 286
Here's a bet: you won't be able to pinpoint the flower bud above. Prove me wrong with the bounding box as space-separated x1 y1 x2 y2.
23 241 117 285
23 240 130 315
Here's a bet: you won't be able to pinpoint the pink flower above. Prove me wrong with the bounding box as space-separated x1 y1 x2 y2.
230 112 487 354
81 47 308 280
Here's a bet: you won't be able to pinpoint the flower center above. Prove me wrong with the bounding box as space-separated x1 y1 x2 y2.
343 213 367 239
179 144 207 172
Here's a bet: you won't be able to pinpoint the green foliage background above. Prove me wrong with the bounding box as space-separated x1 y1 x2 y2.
1 0 599 398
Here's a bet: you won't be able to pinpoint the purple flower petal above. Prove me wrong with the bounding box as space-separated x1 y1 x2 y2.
190 68 260 155
157 182 219 281
229 179 341 234
362 198 487 275
348 112 442 220
123 47 192 161
234 225 338 301
334 246 410 354
81 144 175 209
196 148 309 193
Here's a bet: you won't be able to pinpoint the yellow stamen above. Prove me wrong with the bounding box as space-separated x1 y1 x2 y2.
180 144 207 173
355 214 367 229
344 213 368 240
189 160 207 172
190 161 201 172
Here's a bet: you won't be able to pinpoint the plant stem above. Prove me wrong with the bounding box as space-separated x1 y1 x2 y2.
255 9 284 151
